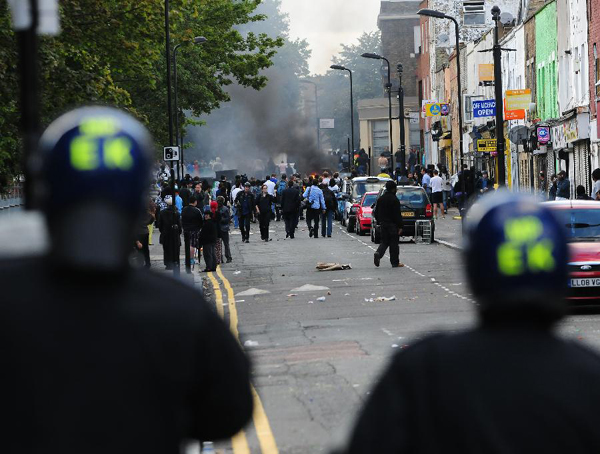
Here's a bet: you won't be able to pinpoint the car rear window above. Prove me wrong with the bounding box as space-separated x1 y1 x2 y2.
552 208 600 240
353 182 387 199
362 194 378 206
396 188 428 208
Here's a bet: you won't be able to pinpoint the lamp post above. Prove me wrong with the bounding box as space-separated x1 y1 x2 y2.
362 52 394 172
492 6 506 186
300 80 320 153
330 65 355 171
174 36 207 179
417 8 467 215
397 63 406 177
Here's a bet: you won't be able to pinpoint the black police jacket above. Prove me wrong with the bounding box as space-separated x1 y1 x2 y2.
280 187 301 213
0 257 253 454
345 325 600 453
373 191 403 228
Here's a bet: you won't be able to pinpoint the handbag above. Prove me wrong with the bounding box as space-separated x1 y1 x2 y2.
301 187 312 209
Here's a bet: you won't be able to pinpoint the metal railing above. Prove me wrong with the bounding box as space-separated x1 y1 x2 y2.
0 184 24 214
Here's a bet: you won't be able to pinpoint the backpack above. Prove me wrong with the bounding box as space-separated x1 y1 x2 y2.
278 180 287 194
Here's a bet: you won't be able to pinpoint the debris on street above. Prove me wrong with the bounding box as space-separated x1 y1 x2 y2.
316 262 352 271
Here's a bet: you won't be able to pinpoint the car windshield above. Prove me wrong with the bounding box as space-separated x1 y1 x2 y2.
362 194 378 206
552 209 600 240
353 181 387 199
396 188 428 208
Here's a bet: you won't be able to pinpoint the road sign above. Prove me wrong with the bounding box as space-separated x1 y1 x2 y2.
164 146 180 161
440 104 450 116
319 119 335 129
425 103 441 117
472 99 496 118
506 89 531 111
537 126 550 144
477 139 497 152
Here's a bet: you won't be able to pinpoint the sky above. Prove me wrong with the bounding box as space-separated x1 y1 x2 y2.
280 0 381 75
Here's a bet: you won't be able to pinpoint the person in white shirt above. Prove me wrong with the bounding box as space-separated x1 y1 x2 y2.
430 169 444 219
441 167 452 214
592 168 600 200
264 176 276 196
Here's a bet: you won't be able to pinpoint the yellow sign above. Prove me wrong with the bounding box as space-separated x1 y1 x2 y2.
479 64 494 82
505 89 531 111
425 103 442 117
477 139 497 152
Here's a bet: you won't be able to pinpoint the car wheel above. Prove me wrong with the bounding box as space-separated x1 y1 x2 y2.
357 225 364 236
347 219 355 233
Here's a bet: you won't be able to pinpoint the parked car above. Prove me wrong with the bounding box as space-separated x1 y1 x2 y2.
545 200 600 305
341 176 391 232
371 185 434 243
355 192 379 236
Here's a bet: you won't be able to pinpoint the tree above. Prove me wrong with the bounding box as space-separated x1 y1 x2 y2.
0 0 283 187
317 31 383 154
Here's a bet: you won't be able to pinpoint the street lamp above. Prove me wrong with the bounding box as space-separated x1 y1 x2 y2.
361 52 394 172
396 63 406 177
300 79 320 153
174 36 207 179
491 6 506 186
418 8 467 214
330 65 355 172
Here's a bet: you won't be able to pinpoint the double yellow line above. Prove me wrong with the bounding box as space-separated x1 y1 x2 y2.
208 267 278 454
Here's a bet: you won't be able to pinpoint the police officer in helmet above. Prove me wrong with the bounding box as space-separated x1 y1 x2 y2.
343 191 600 453
0 107 253 453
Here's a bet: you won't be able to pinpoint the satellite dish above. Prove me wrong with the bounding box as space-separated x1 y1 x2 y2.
500 12 514 25
508 125 529 145
438 34 450 46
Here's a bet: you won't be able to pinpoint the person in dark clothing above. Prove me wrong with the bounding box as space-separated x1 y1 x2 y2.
136 210 154 268
556 170 571 199
0 107 253 454
321 182 337 238
257 184 275 241
235 182 257 243
356 149 369 175
182 195 204 267
280 180 301 238
549 174 558 200
216 196 233 262
576 184 593 200
342 192 600 454
372 181 403 268
198 206 218 272
157 196 182 270
179 180 193 207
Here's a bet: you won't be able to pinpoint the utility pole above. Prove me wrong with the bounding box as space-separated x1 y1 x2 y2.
492 6 506 186
397 63 406 177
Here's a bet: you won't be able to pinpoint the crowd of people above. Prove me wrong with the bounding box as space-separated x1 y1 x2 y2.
144 169 348 271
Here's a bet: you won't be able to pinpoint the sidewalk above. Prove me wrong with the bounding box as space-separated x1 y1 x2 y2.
146 230 200 288
433 207 463 250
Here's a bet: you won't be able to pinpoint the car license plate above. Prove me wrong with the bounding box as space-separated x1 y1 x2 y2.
570 278 600 287
401 212 414 218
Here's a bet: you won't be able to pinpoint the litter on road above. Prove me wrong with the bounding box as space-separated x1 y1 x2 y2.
317 296 326 302
244 340 259 347
365 295 397 302
287 294 298 297
316 262 352 271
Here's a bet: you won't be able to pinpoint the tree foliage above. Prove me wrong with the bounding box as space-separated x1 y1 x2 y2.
0 0 283 186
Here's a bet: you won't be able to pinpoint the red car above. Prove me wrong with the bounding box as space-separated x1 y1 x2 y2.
356 192 379 236
545 200 600 305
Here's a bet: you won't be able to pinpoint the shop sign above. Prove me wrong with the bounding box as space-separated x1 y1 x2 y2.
479 64 494 82
552 124 567 149
477 139 497 152
424 103 442 117
505 89 531 111
537 126 550 145
440 103 450 116
472 99 496 118
564 116 579 143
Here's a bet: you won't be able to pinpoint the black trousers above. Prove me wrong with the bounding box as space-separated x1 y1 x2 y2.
307 208 321 237
376 223 400 266
138 233 151 268
239 214 251 241
221 230 232 261
259 213 271 240
283 212 296 237
203 243 216 271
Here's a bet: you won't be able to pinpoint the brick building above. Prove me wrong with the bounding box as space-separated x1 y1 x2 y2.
588 0 600 169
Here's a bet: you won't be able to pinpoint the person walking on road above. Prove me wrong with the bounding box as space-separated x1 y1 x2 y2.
303 179 326 238
373 181 403 268
441 167 452 214
157 195 182 270
257 184 275 242
182 195 203 268
281 180 301 238
321 181 337 238
430 169 444 219
216 196 233 263
230 180 242 228
343 192 600 454
199 206 218 272
235 182 257 243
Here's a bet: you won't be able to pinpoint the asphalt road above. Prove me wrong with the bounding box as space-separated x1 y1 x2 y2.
149 213 600 454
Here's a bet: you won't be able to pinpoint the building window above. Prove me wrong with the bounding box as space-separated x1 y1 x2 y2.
463 1 485 25
372 120 390 155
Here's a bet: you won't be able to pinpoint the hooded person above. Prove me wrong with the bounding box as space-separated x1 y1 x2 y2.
0 107 253 454
156 193 182 270
343 191 600 453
